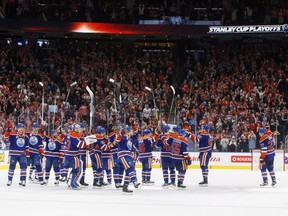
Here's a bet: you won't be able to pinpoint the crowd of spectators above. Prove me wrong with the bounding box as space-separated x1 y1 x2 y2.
179 42 288 152
1 0 288 25
0 38 175 137
0 37 287 152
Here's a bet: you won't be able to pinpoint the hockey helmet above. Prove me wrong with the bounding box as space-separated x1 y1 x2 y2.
143 129 151 135
32 122 40 128
258 127 266 135
202 124 210 131
16 123 25 129
162 125 170 133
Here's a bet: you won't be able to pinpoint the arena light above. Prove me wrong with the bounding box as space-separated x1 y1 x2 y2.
72 24 100 33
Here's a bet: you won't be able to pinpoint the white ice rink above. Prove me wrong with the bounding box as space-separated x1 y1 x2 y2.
0 168 287 216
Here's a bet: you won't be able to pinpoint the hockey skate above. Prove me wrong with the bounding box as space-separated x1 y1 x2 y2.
54 179 60 186
142 180 155 186
147 180 155 185
162 183 169 189
40 181 47 186
34 176 39 184
260 181 268 187
28 176 34 182
100 180 108 187
80 179 89 187
115 183 124 189
133 181 141 189
271 181 277 187
93 180 102 189
168 182 176 187
177 183 186 189
7 180 12 186
122 185 133 195
199 180 208 187
19 180 26 187
59 176 67 183
28 175 38 183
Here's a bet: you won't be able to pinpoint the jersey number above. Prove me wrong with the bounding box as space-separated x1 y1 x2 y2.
171 143 181 155
138 143 145 153
66 139 71 150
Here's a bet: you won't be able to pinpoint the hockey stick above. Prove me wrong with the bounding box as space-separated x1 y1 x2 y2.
145 86 156 109
167 85 175 123
60 81 77 130
39 81 45 125
85 85 94 133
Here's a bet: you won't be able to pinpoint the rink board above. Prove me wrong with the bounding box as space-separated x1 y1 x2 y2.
0 151 287 170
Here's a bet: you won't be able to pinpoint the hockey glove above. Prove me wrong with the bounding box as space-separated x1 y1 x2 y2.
259 158 265 169
185 159 192 165
185 155 192 165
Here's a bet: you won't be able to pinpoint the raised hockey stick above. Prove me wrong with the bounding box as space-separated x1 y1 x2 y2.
60 81 77 131
167 85 175 123
85 85 94 133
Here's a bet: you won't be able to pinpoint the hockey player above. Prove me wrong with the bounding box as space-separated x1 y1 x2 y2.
102 125 113 185
26 122 46 185
111 122 124 189
89 126 105 188
4 123 30 187
196 124 212 186
116 125 141 193
59 125 73 182
43 129 64 185
258 127 277 187
138 128 155 185
166 128 191 189
130 117 141 134
63 123 86 189
155 124 176 188
78 123 89 186
89 126 111 188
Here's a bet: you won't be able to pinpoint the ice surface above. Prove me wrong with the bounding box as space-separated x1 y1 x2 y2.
0 168 287 216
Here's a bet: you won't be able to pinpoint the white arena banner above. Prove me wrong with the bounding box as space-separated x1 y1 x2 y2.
208 24 288 34
1 150 287 170
133 152 255 169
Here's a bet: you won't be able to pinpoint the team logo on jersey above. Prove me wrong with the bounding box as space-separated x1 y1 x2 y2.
127 140 133 150
48 141 56 150
29 136 38 145
16 138 25 147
